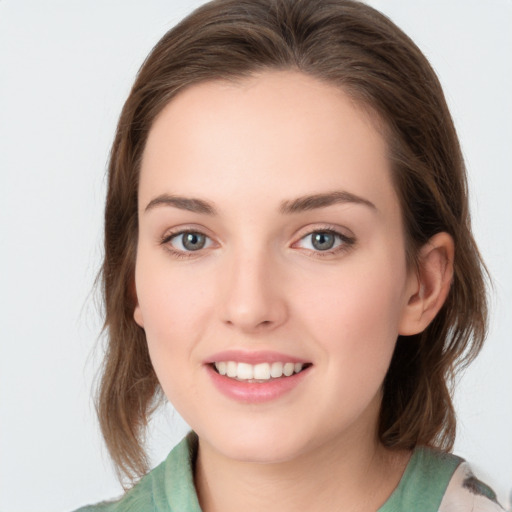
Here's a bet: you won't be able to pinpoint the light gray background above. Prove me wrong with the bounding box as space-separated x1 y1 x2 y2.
1 1 511 510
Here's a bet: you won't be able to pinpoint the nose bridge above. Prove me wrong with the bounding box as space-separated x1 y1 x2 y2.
220 240 287 332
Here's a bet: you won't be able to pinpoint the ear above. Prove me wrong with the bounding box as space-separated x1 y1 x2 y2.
134 303 144 328
398 232 454 336
131 279 144 328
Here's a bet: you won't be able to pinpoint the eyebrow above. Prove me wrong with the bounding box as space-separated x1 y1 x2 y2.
144 194 217 215
144 190 376 215
279 191 376 214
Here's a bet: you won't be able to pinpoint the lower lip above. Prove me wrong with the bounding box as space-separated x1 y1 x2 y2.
206 365 310 404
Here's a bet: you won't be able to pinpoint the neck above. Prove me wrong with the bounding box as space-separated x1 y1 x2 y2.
194 420 410 512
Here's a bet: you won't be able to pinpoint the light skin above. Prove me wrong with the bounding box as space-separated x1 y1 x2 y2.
134 71 454 512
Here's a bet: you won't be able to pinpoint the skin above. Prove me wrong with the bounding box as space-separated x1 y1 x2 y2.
134 71 454 512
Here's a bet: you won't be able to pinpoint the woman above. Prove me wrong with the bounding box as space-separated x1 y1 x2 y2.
77 0 502 510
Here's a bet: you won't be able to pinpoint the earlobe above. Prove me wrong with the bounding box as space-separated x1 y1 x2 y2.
134 304 144 328
132 284 144 328
131 275 144 328
399 232 454 336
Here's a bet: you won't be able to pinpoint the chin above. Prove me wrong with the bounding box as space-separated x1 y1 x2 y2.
221 441 303 465
197 420 318 465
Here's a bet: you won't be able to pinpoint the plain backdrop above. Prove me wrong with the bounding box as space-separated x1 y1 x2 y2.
1 1 511 510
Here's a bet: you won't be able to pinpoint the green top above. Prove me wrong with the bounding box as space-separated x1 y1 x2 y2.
74 433 491 512
379 445 461 512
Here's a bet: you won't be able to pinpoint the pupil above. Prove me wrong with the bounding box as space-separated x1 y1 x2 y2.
183 233 205 250
312 232 334 250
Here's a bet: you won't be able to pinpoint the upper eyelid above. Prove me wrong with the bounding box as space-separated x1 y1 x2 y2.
294 230 353 246
161 225 216 241
166 230 211 242
293 223 354 240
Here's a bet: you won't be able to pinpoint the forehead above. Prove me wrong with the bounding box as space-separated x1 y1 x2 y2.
139 70 397 217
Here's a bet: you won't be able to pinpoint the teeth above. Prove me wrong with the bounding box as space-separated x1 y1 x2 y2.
216 361 227 376
253 363 270 380
237 363 253 380
270 362 283 378
283 362 294 376
226 361 237 378
214 361 305 381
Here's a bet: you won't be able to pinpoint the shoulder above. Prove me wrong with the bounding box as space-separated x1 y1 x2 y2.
73 467 159 512
72 433 201 512
439 461 504 512
380 446 503 512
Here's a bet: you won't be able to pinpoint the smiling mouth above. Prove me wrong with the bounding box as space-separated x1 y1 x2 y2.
211 361 312 382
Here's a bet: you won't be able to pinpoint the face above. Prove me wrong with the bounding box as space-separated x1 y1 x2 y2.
134 71 418 464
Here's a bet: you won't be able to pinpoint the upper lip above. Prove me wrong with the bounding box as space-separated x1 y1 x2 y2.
205 350 310 365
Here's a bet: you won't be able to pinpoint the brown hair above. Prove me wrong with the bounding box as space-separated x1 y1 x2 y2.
97 0 488 483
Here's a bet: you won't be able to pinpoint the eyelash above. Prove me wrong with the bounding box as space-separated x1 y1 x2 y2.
160 226 356 259
292 227 356 258
160 230 214 259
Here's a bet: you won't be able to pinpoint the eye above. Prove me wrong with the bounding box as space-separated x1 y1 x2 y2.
166 231 212 252
295 229 354 253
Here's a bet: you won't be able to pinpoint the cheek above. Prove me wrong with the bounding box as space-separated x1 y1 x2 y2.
134 252 215 362
295 251 408 368
134 259 218 408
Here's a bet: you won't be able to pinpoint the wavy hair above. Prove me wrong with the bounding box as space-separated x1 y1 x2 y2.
97 0 488 483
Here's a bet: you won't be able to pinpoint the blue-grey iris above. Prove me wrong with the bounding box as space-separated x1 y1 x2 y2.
311 232 335 251
182 232 206 251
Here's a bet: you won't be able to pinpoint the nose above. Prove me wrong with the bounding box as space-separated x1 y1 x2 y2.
220 248 288 333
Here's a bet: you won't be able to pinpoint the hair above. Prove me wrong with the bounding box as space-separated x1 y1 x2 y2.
97 0 488 483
